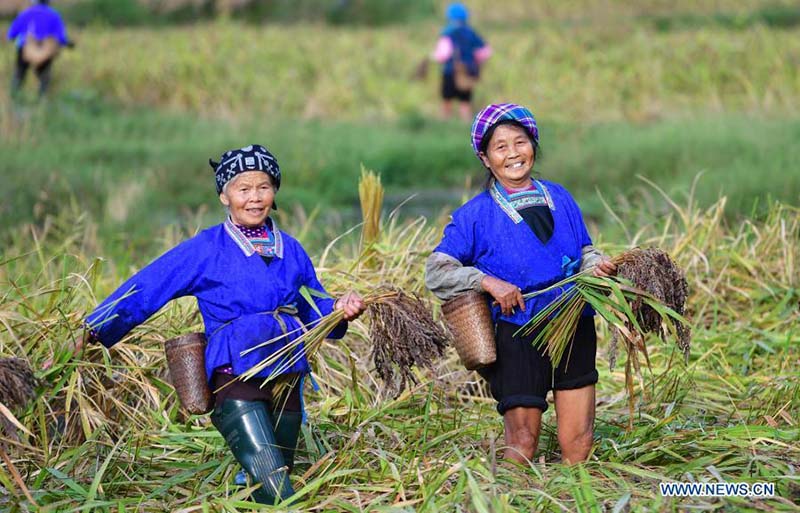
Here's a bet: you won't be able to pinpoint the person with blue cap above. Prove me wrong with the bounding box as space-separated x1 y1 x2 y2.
6 0 74 98
432 2 491 121
76 144 366 505
425 104 617 465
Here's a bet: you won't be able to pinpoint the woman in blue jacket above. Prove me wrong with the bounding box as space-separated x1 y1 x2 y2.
6 0 73 97
432 3 491 121
425 104 616 465
82 144 366 504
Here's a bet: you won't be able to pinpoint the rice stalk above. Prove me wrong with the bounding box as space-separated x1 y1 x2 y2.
516 248 691 416
368 287 449 397
358 166 383 269
239 288 448 399
1 196 797 510
0 358 39 441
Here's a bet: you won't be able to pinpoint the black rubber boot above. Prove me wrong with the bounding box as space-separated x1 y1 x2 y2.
272 410 302 472
211 399 295 505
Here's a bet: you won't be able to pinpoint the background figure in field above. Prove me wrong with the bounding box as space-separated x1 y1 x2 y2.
6 0 73 99
433 3 491 121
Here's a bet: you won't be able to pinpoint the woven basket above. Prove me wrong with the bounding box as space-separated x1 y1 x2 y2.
164 333 212 414
22 37 59 67
441 291 496 370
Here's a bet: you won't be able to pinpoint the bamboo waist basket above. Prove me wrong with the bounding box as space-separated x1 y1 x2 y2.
164 333 212 414
441 291 496 370
22 37 60 67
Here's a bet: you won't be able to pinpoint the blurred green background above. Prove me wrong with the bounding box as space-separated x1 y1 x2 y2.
2 0 799 253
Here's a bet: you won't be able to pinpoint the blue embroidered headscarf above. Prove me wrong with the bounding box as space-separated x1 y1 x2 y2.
470 103 539 160
209 144 281 194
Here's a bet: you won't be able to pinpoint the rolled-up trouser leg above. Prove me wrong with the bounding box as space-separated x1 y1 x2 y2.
211 399 295 504
272 410 302 472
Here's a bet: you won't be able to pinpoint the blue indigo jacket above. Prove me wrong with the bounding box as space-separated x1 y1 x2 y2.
7 5 69 48
86 218 346 383
434 180 593 326
441 24 485 75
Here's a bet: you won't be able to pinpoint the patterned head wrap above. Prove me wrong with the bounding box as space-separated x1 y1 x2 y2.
470 103 539 160
209 144 281 195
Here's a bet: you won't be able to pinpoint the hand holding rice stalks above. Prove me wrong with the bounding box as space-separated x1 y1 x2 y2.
516 248 691 423
240 288 449 398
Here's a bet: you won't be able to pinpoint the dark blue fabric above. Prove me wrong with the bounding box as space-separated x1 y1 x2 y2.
86 222 346 383
434 180 593 326
7 5 68 48
441 25 485 76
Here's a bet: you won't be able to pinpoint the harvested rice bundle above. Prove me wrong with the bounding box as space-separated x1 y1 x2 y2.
611 247 691 367
515 247 690 426
0 358 40 506
518 247 690 368
369 288 449 396
0 357 39 439
0 358 38 412
241 288 449 397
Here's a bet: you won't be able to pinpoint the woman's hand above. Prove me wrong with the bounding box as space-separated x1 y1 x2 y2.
481 276 526 316
592 257 618 278
334 291 366 321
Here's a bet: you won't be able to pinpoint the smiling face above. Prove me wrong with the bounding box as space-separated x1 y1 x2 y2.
218 171 275 227
479 123 536 189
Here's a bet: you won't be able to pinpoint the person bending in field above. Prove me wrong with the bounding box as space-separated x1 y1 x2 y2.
425 103 617 464
6 0 74 99
72 145 366 505
432 3 491 121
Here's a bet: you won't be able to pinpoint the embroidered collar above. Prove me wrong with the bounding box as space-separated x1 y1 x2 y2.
224 217 284 258
489 178 555 224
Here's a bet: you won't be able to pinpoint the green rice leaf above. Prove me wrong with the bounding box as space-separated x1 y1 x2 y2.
299 285 329 317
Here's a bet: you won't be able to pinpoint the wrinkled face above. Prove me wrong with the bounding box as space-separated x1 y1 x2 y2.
219 171 275 227
479 124 535 189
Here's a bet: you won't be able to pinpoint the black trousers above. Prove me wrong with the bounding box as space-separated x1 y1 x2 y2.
12 47 54 96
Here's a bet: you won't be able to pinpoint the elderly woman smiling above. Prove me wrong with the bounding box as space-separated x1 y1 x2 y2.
81 144 365 504
426 104 616 465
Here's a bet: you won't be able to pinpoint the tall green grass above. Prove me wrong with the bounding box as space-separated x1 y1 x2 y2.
0 190 797 511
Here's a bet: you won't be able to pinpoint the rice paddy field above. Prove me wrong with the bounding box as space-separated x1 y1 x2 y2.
1 1 799 511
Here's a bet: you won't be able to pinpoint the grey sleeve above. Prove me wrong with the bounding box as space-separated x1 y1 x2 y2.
579 244 607 273
424 252 486 301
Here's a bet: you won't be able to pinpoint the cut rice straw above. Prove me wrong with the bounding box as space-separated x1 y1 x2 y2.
236 287 448 400
516 248 691 425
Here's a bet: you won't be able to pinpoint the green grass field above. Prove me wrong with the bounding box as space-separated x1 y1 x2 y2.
2 7 799 250
1 2 799 511
2 98 799 256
